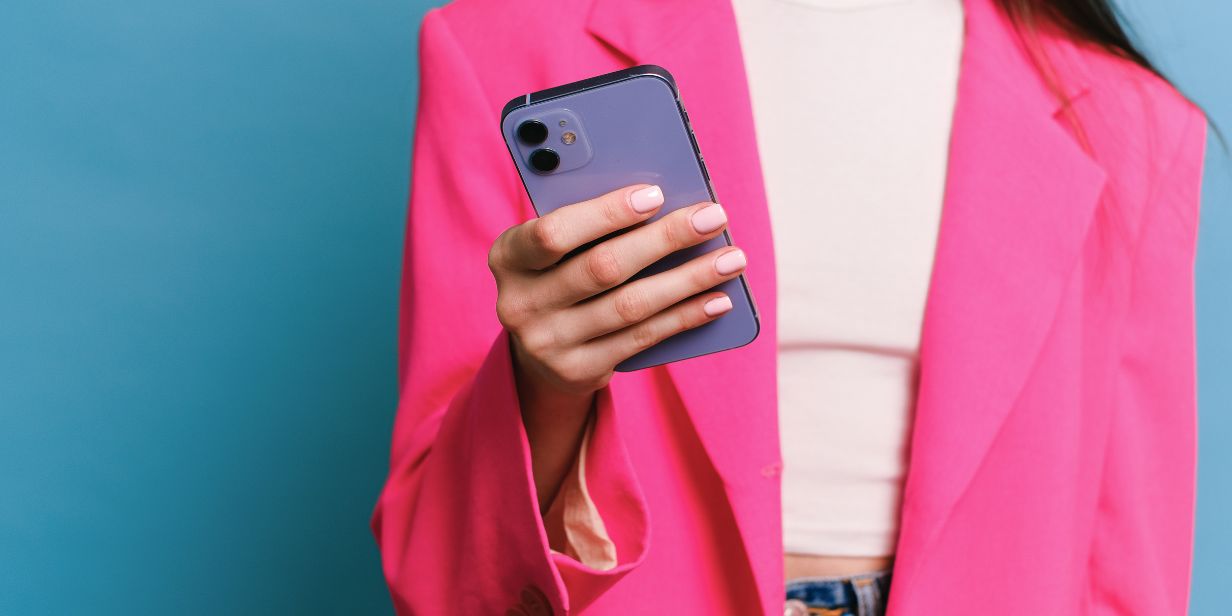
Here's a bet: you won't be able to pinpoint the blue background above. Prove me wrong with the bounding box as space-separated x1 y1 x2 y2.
0 1 1226 613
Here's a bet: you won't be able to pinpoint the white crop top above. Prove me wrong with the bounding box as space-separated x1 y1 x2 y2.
553 0 964 567
731 0 963 556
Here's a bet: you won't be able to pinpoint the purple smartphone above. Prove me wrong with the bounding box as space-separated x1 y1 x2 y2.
500 65 760 371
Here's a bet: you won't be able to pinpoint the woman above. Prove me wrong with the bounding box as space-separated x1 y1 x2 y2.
372 0 1207 613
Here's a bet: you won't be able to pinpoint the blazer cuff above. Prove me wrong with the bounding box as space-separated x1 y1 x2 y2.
491 330 650 612
539 363 651 611
551 412 619 570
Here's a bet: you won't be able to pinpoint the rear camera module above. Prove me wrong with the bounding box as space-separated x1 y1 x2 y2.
529 148 560 173
517 120 549 145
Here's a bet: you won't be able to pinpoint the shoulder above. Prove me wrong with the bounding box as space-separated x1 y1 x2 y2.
1064 40 1206 173
1077 42 1202 138
1057 39 1207 229
427 0 573 46
418 1 596 105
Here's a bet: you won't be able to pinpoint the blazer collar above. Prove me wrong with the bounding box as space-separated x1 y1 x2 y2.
587 0 1106 600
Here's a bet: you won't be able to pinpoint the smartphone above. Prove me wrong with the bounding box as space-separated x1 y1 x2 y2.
499 65 759 371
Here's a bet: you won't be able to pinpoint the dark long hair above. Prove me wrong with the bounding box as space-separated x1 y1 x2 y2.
1000 0 1221 268
999 0 1222 146
998 0 1163 79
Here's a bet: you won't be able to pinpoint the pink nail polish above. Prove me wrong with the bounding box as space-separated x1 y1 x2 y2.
630 185 664 213
714 249 747 275
691 203 727 234
703 296 733 317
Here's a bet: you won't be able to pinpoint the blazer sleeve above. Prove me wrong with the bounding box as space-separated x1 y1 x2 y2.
1087 107 1207 614
370 10 649 615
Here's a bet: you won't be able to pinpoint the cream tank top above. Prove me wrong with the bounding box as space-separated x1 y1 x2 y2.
730 0 964 556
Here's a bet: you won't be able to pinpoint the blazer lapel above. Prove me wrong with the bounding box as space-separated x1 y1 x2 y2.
894 0 1106 581
588 0 783 608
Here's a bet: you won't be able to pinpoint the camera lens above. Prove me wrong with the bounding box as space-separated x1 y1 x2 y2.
517 120 549 145
529 148 560 173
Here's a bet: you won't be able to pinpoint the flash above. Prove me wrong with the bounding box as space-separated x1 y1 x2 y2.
558 120 567 127
561 131 577 145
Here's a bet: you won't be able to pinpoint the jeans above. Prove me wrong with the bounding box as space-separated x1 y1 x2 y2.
783 569 892 616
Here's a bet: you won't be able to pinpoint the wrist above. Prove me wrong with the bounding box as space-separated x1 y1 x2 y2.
510 338 597 423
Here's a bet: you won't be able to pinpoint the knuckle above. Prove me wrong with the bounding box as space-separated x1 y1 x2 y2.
600 196 625 228
682 304 706 329
690 259 717 288
496 292 534 327
487 247 501 274
658 216 683 249
584 247 624 288
488 231 512 273
588 372 614 392
613 287 650 325
549 352 609 392
664 305 702 341
518 326 557 357
630 321 660 351
551 360 591 389
530 217 565 256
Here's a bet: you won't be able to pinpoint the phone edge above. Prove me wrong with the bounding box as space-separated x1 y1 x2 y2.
500 65 679 124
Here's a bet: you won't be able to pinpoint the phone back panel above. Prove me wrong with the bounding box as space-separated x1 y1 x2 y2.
500 66 759 371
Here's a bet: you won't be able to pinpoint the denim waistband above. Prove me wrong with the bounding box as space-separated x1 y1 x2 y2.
784 569 892 616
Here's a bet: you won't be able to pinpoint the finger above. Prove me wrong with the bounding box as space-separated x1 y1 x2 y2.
501 184 664 271
562 246 747 342
589 291 736 364
546 201 730 305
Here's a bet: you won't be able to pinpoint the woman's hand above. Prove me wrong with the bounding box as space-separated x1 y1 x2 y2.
487 184 747 511
490 183 747 399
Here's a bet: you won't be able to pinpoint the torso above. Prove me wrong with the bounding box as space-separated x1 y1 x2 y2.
730 0 964 573
412 0 1205 610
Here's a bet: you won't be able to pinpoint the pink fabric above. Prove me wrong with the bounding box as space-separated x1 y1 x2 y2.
371 0 1207 613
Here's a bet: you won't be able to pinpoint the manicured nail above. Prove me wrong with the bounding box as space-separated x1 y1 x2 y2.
703 296 733 317
691 203 727 234
630 185 664 213
714 248 746 275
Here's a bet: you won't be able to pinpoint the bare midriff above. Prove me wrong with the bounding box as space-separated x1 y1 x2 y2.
784 553 894 580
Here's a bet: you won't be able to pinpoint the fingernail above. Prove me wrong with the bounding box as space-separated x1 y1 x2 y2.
703 296 734 317
691 203 727 234
630 185 664 213
714 249 747 275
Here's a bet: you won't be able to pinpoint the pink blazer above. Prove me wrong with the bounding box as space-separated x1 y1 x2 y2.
372 0 1207 613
